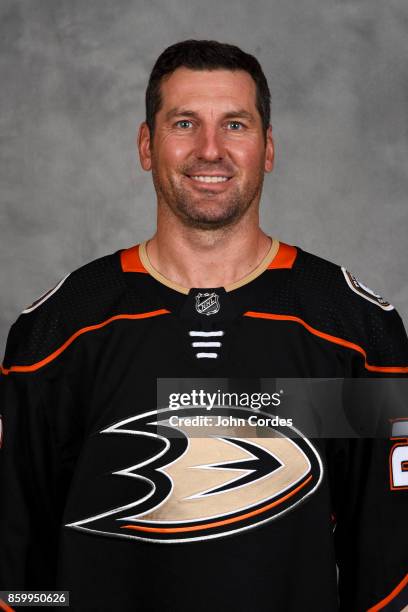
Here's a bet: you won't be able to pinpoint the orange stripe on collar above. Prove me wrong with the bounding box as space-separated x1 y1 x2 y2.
267 243 297 269
121 245 148 273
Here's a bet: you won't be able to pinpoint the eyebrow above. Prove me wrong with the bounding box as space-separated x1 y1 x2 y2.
165 108 256 122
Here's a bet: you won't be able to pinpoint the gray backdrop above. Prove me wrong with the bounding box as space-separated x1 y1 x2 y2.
1 0 407 355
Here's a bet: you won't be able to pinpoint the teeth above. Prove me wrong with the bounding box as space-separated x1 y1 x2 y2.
190 176 229 183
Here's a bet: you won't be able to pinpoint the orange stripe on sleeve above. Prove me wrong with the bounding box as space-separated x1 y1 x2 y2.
367 573 408 611
243 311 408 374
1 309 170 375
268 243 297 269
0 599 15 612
121 245 147 273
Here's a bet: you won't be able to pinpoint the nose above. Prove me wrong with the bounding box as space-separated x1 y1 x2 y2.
195 125 225 161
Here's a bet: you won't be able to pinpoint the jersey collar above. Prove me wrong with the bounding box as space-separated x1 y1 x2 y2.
121 238 297 295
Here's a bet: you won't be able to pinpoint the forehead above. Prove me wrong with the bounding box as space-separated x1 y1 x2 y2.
158 67 258 114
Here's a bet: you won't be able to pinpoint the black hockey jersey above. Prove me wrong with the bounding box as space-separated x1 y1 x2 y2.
0 239 407 612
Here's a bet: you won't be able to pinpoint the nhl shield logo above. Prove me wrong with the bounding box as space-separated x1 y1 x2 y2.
195 292 220 316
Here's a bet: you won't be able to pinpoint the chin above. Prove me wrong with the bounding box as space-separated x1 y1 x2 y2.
168 185 250 229
180 210 242 230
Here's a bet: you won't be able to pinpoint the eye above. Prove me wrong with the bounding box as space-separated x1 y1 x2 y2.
175 120 193 129
227 121 244 130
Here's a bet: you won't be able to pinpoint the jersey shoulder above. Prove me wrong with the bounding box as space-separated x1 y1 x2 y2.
2 248 157 372
293 247 394 310
292 247 408 370
254 243 407 371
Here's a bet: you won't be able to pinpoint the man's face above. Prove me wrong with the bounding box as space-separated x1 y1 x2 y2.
139 67 274 230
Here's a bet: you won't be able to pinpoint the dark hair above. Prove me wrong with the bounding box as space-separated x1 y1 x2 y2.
145 39 271 136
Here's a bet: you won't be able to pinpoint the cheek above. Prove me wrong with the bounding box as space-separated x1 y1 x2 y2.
157 137 193 170
232 142 265 173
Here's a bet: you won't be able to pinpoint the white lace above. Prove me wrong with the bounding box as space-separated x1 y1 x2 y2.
189 330 225 359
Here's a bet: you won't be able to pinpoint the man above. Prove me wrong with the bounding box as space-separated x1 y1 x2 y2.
0 40 407 612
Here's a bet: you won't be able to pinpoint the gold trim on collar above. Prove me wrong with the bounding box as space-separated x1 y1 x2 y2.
139 238 280 295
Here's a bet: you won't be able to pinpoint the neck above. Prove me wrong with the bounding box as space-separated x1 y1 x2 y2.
145 208 272 289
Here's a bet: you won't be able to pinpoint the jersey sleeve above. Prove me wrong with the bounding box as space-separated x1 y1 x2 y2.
0 319 78 591
328 306 408 611
0 366 59 589
0 254 127 593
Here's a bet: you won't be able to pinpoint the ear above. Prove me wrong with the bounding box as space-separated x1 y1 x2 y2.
264 125 274 173
138 122 152 171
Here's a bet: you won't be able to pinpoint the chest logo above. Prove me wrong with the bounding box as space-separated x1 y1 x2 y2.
65 407 323 544
195 292 220 316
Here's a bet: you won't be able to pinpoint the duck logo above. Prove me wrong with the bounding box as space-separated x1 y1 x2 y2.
66 407 323 543
195 292 220 316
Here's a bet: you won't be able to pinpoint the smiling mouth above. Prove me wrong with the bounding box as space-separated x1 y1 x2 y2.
188 175 231 183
